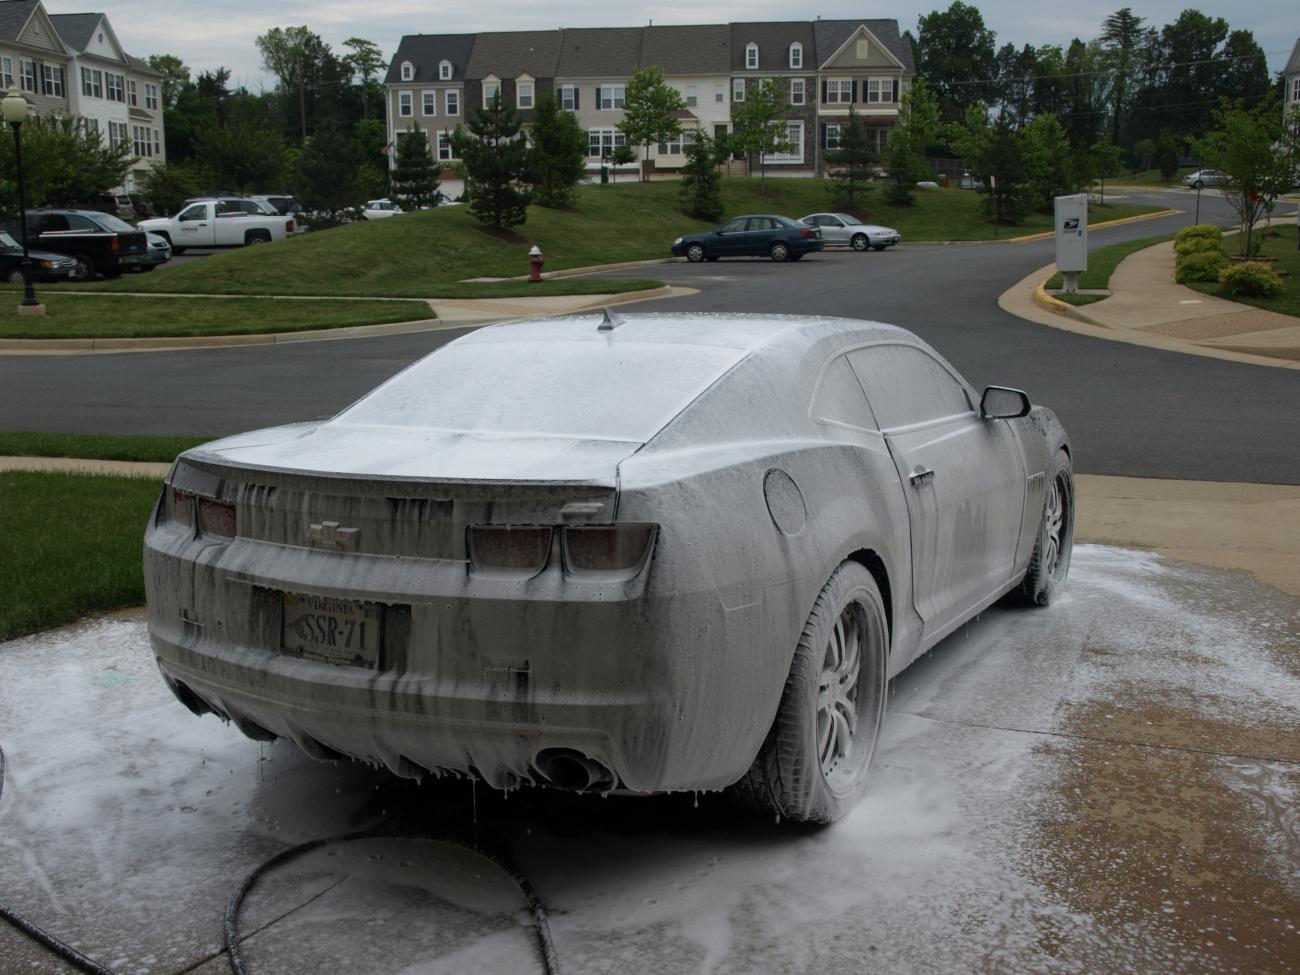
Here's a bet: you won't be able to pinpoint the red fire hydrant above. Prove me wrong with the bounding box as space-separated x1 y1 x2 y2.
528 245 544 283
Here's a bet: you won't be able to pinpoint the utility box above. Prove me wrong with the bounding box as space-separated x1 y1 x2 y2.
1054 193 1088 293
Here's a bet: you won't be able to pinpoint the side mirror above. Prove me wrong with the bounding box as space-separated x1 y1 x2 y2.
981 386 1031 419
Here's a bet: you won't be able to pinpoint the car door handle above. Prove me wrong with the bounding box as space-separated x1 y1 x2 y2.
909 466 935 486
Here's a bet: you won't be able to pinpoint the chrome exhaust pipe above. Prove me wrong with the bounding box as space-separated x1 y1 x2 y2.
533 748 615 791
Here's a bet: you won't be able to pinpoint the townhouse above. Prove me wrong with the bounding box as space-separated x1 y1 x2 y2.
0 0 165 194
384 18 915 177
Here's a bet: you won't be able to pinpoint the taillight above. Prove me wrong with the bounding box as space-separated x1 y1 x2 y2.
167 486 195 526
468 527 552 573
800 228 815 237
198 498 237 537
286 219 294 233
111 236 120 251
563 526 656 572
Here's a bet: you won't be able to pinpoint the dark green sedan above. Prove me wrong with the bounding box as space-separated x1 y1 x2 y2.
671 214 824 263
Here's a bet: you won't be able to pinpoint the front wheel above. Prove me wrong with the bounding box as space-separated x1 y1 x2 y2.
4 268 25 284
171 246 186 256
736 562 889 824
769 241 790 262
686 243 705 263
1019 448 1074 605
69 255 95 282
851 234 869 251
1193 180 1203 189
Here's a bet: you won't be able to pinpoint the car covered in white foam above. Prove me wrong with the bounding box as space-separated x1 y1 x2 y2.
143 312 1074 823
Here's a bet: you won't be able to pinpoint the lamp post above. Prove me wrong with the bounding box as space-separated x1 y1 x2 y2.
3 94 44 317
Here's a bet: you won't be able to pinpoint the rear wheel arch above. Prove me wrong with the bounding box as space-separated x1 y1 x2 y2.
846 548 892 652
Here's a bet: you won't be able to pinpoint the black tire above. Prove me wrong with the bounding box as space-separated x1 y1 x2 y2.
686 242 706 263
790 253 804 261
735 562 889 824
851 234 869 251
770 241 790 262
1019 448 1074 606
872 245 887 251
245 232 271 246
69 255 95 282
4 268 25 285
706 256 720 262
1193 180 1203 189
171 246 186 256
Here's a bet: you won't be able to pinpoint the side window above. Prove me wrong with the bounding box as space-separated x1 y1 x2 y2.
747 217 775 231
847 345 973 430
812 355 878 430
66 214 99 231
37 214 70 232
719 218 746 233
178 205 206 222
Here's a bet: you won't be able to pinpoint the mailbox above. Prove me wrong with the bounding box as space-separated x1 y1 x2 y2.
1054 193 1088 293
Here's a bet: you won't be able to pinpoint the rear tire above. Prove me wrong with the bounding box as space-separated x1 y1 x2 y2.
735 562 889 824
245 232 271 246
1019 448 1074 606
171 247 186 256
686 243 705 263
851 234 869 251
4 268 25 284
770 241 790 262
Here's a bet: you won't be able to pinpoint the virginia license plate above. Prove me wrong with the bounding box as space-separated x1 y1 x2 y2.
281 593 380 665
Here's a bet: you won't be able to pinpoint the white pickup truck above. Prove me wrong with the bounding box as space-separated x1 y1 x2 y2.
138 199 295 254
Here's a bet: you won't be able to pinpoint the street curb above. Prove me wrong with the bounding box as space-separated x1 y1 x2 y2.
461 257 680 282
1007 208 1180 243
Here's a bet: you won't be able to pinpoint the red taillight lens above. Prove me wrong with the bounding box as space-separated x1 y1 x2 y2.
286 219 294 233
167 486 194 526
198 498 237 537
111 236 120 251
801 228 815 237
468 527 552 572
563 526 656 572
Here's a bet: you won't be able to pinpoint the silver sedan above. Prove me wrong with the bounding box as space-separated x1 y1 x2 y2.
799 212 901 251
143 313 1073 823
1182 169 1227 189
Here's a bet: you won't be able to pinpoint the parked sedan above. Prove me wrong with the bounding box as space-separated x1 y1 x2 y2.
361 199 402 219
0 232 78 284
799 213 902 251
672 214 824 262
1183 169 1228 189
144 312 1073 824
130 232 172 272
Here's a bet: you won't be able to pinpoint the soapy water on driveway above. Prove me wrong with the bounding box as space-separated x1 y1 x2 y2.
1 544 1297 975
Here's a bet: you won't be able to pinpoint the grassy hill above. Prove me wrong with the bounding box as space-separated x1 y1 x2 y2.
99 179 1162 299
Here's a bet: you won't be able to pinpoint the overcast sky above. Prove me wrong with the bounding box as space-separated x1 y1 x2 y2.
68 1 1298 90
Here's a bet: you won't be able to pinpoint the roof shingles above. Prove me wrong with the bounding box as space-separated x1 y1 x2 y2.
383 32 476 85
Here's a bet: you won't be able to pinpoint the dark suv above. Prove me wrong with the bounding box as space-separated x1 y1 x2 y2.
19 209 149 281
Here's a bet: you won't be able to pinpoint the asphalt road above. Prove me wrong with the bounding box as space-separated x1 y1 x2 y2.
2 188 1297 484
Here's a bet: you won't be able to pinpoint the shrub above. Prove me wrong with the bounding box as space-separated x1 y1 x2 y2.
1219 261 1283 296
1174 250 1228 283
1175 223 1223 245
1174 235 1226 257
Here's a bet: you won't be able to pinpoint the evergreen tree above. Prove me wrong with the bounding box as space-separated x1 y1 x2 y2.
390 122 440 211
1021 113 1073 211
1099 8 1146 147
949 105 1027 225
679 133 724 221
619 66 685 181
528 94 587 207
296 121 366 223
825 106 876 209
451 93 531 230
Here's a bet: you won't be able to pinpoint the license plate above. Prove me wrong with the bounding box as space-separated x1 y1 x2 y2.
282 593 380 666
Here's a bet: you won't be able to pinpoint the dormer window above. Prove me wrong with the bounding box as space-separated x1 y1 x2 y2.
745 43 758 70
789 43 802 69
400 61 414 81
439 60 452 81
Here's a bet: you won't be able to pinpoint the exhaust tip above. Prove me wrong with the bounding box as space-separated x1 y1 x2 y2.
533 748 616 792
165 676 214 718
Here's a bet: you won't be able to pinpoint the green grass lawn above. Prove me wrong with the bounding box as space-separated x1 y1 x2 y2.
0 293 436 339
1046 233 1175 292
74 180 1162 299
1187 231 1300 318
0 471 160 641
0 431 209 461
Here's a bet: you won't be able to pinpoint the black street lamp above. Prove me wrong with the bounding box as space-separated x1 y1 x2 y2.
3 94 44 316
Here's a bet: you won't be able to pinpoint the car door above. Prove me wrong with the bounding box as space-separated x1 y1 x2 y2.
711 217 749 257
214 201 246 245
742 217 779 256
816 214 849 244
174 203 214 246
847 343 1027 641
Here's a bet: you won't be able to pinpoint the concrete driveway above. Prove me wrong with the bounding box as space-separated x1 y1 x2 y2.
2 545 1296 974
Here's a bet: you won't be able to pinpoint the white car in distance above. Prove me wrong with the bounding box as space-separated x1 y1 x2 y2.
361 199 403 219
799 213 901 251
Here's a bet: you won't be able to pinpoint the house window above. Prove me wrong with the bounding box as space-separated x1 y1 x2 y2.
685 84 696 107
1292 77 1300 103
825 123 842 150
560 84 576 110
867 79 890 103
132 124 151 157
445 90 459 115
745 43 758 70
439 60 452 81
108 120 128 146
422 90 436 115
83 117 98 136
437 130 453 161
399 91 412 116
400 61 413 81
587 127 626 158
868 127 890 154
597 85 625 110
483 82 499 107
715 83 724 104
146 83 159 109
42 65 64 97
81 67 102 98
1 58 12 88
790 78 805 106
107 73 125 102
657 130 696 156
826 79 852 104
517 81 534 109
153 128 160 156
769 122 804 162
790 43 802 69
127 78 137 105
19 59 36 93
856 39 869 59
732 78 745 102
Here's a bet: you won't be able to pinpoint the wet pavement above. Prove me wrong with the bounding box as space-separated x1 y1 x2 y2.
1 545 1297 975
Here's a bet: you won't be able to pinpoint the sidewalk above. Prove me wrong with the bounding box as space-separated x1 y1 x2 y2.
1000 241 1300 369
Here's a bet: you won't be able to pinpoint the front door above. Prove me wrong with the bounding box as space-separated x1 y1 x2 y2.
174 204 213 246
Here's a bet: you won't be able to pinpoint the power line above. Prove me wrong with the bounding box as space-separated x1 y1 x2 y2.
936 47 1285 88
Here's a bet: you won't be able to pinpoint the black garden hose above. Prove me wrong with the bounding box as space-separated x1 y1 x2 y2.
0 743 562 975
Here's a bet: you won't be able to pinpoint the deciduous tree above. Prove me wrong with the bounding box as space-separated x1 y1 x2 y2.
193 120 289 193
883 78 939 206
618 66 685 182
915 1 998 122
825 106 876 209
730 77 793 179
0 116 132 216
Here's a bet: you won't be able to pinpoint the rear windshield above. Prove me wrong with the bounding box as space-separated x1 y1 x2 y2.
336 340 742 442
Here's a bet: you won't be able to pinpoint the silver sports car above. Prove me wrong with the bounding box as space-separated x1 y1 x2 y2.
144 313 1073 823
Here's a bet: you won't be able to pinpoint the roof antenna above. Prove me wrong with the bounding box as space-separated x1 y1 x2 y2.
598 307 625 331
